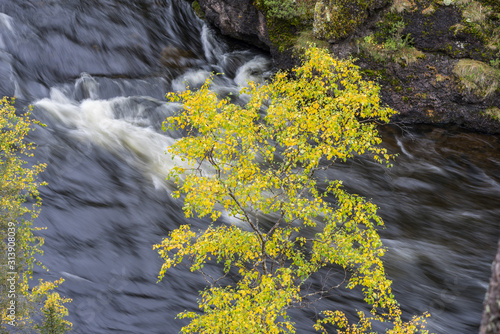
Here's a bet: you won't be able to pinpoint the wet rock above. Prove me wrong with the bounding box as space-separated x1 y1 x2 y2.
160 45 198 69
196 0 270 51
452 59 500 101
357 53 500 133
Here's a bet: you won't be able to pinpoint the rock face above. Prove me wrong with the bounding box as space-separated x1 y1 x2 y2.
196 0 270 50
480 241 500 334
365 0 500 133
194 0 300 70
356 53 500 133
313 0 389 42
193 0 500 134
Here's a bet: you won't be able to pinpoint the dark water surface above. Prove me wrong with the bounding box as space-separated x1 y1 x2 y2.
1 1 499 333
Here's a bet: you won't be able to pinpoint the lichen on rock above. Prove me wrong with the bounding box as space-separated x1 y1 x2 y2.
313 0 389 42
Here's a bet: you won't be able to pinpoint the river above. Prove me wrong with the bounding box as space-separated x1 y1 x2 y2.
1 0 499 333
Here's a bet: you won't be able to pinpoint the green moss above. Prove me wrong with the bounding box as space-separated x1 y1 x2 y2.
293 29 330 52
267 19 297 52
360 67 389 81
483 106 500 120
359 36 388 62
255 0 317 51
456 0 500 52
254 0 314 21
450 23 467 35
191 0 205 19
313 0 382 41
359 15 424 66
361 68 383 78
374 12 405 43
453 59 500 98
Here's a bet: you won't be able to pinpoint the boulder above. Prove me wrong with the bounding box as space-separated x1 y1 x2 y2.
313 0 389 42
197 0 270 50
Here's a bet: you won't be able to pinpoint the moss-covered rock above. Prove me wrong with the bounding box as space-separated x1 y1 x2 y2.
453 58 500 99
293 29 330 52
194 0 500 132
460 0 500 53
253 0 310 21
191 0 205 19
483 106 500 121
313 0 389 42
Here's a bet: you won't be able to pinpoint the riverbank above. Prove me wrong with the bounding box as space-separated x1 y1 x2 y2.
192 0 500 133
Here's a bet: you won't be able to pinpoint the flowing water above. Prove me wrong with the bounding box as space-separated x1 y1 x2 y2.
1 0 499 333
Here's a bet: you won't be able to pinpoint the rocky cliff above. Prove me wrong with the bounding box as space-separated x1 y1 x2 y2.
193 0 299 69
192 0 500 133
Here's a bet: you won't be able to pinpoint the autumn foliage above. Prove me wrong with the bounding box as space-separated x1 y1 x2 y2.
155 47 429 333
0 98 71 333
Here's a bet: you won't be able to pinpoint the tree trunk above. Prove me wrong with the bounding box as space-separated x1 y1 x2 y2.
480 240 500 334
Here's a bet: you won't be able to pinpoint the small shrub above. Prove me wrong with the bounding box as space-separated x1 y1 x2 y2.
0 97 71 333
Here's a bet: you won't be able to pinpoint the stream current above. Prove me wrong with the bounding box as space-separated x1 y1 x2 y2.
1 0 499 333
